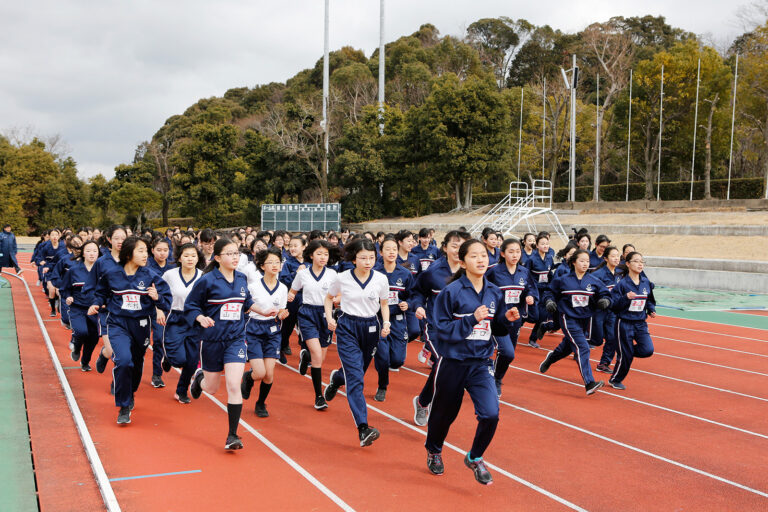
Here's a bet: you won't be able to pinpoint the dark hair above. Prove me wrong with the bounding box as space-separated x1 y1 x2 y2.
203 237 237 274
592 246 620 272
363 231 376 241
175 243 206 269
67 235 84 261
102 224 127 249
574 229 591 248
77 240 100 262
418 228 430 238
343 238 377 262
450 239 486 282
152 237 170 251
376 231 386 239
441 230 471 250
289 235 307 246
595 234 611 246
567 249 590 270
199 228 216 244
379 235 398 253
500 237 522 253
622 243 636 255
270 230 288 245
535 232 550 245
303 239 339 266
119 236 149 266
481 227 497 240
308 230 325 241
340 228 349 235
394 230 414 246
255 246 283 271
556 241 579 260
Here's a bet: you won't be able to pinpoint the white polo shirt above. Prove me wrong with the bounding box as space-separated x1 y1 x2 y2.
248 277 288 321
328 269 389 318
291 266 337 306
162 267 202 311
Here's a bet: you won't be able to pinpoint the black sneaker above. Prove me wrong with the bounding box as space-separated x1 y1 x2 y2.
464 453 493 485
70 342 81 362
279 352 287 364
427 452 445 475
49 310 56 317
539 353 554 373
81 364 92 372
151 375 165 388
96 351 108 374
374 388 386 402
324 369 340 402
254 402 269 418
241 370 255 400
161 357 172 373
225 434 243 450
596 363 612 373
117 407 131 425
359 425 380 447
609 380 626 390
283 346 292 356
298 349 310 376
314 396 328 410
109 380 115 395
586 380 605 395
175 392 191 404
494 379 502 399
190 369 204 399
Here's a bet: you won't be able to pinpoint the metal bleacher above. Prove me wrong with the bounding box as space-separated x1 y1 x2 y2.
469 180 569 243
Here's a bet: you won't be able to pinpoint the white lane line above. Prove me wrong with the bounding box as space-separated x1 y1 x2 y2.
653 320 768 341
2 271 122 512
277 362 588 512
507 364 768 440
653 335 768 358
399 365 768 500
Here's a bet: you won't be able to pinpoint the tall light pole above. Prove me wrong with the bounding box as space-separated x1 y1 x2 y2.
378 0 385 135
625 69 633 201
594 73 600 202
656 64 664 201
561 54 578 202
542 78 546 181
322 0 330 182
517 87 524 182
727 53 739 200
689 58 701 201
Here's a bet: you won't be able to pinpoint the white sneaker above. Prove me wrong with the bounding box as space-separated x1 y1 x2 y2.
417 347 430 364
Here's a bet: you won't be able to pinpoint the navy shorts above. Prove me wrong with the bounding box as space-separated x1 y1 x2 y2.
200 338 247 372
297 304 332 347
246 318 282 360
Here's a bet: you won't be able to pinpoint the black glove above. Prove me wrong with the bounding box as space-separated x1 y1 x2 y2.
597 298 611 310
545 300 557 314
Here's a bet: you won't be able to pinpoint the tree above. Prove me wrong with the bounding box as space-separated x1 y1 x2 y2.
737 23 768 197
109 181 161 231
466 18 533 89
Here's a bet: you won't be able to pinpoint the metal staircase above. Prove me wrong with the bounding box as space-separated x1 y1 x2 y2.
469 180 569 243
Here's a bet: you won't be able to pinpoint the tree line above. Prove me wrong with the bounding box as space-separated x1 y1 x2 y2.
3 15 768 232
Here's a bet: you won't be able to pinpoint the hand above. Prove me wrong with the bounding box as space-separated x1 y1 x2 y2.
597 298 611 310
87 305 99 316
327 318 337 332
66 297 73 305
545 300 557 314
42 267 49 274
147 283 158 301
263 307 278 317
156 309 167 326
627 291 637 299
287 292 295 302
381 324 390 337
415 307 426 320
277 309 289 320
526 296 535 305
474 305 489 322
506 307 520 322
398 301 408 311
197 315 215 328
332 295 341 306
648 311 656 318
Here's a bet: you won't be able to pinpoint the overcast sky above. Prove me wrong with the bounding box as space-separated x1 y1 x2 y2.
0 0 752 179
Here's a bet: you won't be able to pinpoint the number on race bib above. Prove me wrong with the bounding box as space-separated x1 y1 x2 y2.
538 273 549 283
121 294 141 311
629 299 646 312
504 289 521 304
220 302 243 321
571 294 589 308
467 319 491 341
387 290 399 306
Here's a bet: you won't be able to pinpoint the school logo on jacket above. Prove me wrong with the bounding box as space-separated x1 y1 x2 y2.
519 278 525 286
489 301 496 316
642 287 648 294
396 278 403 287
138 281 145 290
586 284 593 292
240 287 246 297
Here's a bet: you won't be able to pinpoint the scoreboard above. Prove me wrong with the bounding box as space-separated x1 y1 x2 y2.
260 203 341 232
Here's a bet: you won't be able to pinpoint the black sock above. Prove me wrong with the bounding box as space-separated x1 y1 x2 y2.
49 298 56 312
227 403 242 436
257 382 272 405
311 367 323 397
357 423 368 433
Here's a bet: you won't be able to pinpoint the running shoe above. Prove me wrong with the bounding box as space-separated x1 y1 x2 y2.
175 392 191 404
241 370 255 399
225 434 243 450
586 380 605 395
254 402 269 418
129 397 135 411
358 425 380 447
298 348 310 376
70 344 81 362
324 370 340 402
278 352 287 364
49 311 56 317
16 268 24 276
413 396 429 426
595 363 612 373
96 351 108 374
374 388 386 402
161 357 172 373
528 340 540 349
494 379 502 399
151 375 165 388
427 452 445 475
539 352 554 373
283 346 292 356
190 369 204 399
117 407 131 425
417 347 430 364
81 364 91 372
389 366 400 372
464 453 493 485
314 396 328 410
609 380 626 390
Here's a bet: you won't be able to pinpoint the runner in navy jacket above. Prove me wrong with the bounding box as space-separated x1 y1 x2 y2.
525 233 555 347
591 246 623 373
60 240 100 371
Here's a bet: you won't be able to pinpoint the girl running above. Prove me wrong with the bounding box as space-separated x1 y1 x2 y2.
278 236 307 362
372 236 414 402
538 249 612 395
241 247 289 418
94 225 127 377
424 239 520 484
322 238 390 447
160 243 205 403
525 233 554 348
395 230 421 343
412 228 440 272
149 238 172 388
86 236 172 424
589 235 611 271
39 228 68 315
481 228 500 268
592 247 622 372
608 252 656 390
186 238 261 450
289 239 338 410
520 233 536 267
60 240 100 371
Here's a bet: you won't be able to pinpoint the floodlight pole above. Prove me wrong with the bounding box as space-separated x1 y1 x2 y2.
517 87 524 182
542 78 546 181
322 0 330 179
626 69 633 202
689 58 701 201
569 54 577 203
727 53 739 200
657 64 664 201
378 0 385 135
594 73 600 202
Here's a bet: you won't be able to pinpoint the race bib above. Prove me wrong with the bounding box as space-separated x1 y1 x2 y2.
504 289 521 304
420 260 430 271
220 302 243 321
270 325 278 333
388 290 399 306
571 294 589 308
538 273 549 283
467 319 491 341
121 294 141 311
629 299 646 312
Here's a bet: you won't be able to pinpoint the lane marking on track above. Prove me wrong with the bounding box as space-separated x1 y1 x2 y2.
109 470 201 482
506 364 768 440
2 271 122 512
399 365 768 499
653 320 768 341
653 335 768 358
278 362 588 512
